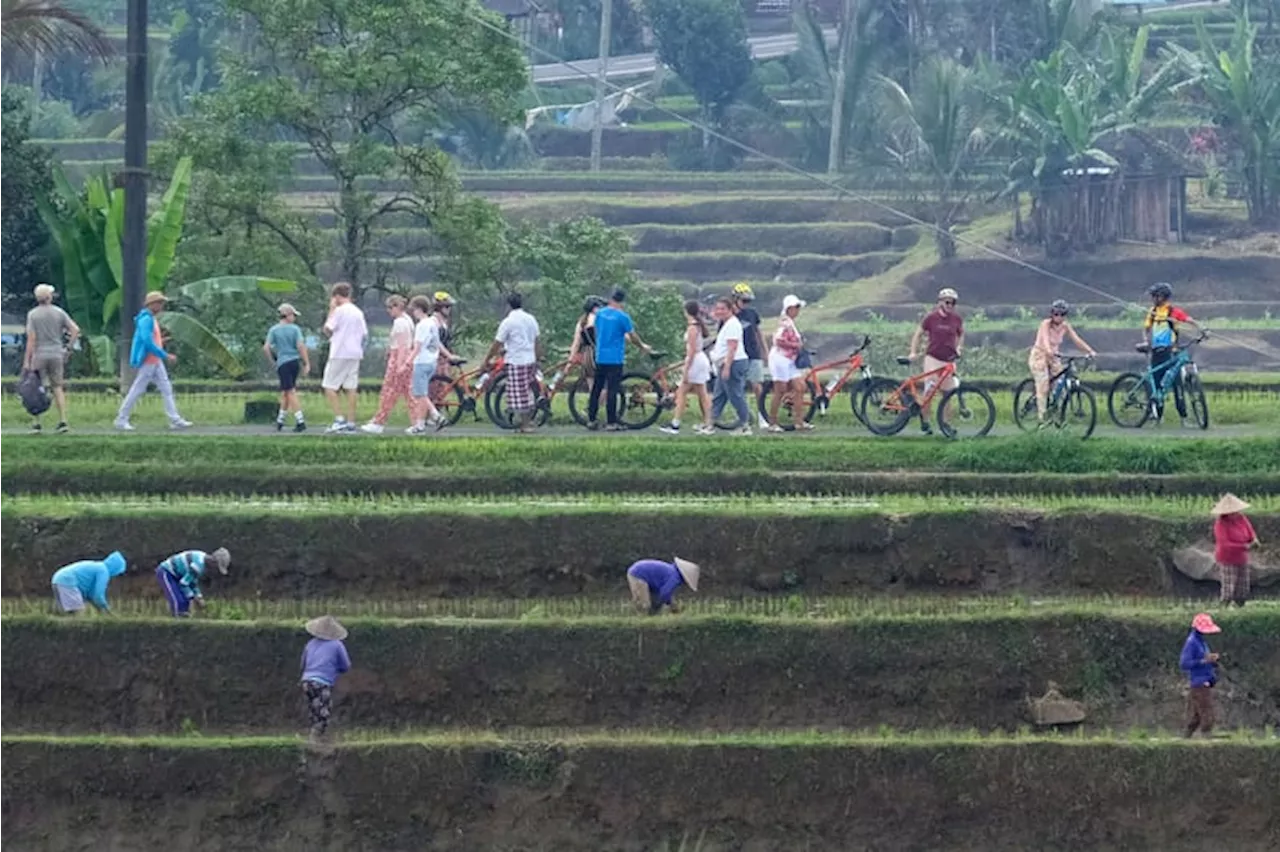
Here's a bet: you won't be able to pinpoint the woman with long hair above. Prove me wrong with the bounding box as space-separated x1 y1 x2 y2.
660 300 713 435
766 295 812 432
568 295 605 380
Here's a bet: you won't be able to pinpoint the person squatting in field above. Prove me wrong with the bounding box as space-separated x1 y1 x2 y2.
50 551 127 614
626 558 700 614
300 615 351 742
155 548 232 617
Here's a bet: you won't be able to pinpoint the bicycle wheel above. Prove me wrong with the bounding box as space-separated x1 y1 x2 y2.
564 377 591 426
487 376 550 429
1107 372 1151 428
1055 385 1097 439
1185 373 1210 430
858 377 912 436
937 386 996 439
618 372 664 430
848 379 874 427
759 380 816 431
1011 378 1040 432
428 376 465 426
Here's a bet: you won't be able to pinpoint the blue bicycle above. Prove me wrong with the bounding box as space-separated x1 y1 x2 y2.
1107 335 1209 429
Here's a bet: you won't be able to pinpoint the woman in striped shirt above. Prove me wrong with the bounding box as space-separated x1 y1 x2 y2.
156 548 231 617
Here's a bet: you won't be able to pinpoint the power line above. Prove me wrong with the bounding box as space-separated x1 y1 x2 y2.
474 11 1275 360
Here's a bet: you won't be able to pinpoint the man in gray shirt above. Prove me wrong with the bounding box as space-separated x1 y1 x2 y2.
24 283 80 432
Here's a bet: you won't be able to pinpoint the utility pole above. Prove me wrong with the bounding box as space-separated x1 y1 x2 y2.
121 0 149 389
827 0 855 175
590 0 613 172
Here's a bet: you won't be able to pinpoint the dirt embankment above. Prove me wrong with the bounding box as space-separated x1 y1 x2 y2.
8 511 1273 600
5 616 1278 734
4 740 1277 851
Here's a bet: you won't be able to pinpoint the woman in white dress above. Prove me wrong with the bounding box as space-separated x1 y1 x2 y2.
766 295 813 432
661 300 714 435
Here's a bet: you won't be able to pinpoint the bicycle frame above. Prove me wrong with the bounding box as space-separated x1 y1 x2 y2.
1045 357 1087 408
800 350 869 406
880 361 958 414
433 355 506 411
1139 345 1197 404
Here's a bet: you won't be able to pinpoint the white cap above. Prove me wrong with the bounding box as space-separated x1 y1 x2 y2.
782 295 807 310
938 288 959 301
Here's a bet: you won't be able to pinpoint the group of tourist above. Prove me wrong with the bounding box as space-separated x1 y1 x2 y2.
18 278 1208 435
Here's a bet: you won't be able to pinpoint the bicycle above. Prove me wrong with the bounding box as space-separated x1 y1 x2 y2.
757 335 877 431
486 350 593 429
1011 355 1097 438
1107 335 1209 429
427 355 506 427
859 355 996 438
574 352 673 430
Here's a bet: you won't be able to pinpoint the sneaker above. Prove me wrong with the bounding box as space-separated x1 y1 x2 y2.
757 414 770 430
170 419 193 430
405 424 428 435
114 421 135 432
696 424 715 436
343 421 358 432
734 426 752 436
293 421 307 433
796 422 816 431
586 421 601 431
659 425 681 435
766 424 785 434
30 422 42 433
325 420 348 434
276 419 285 432
432 415 448 432
360 422 385 434
604 423 626 432
55 422 68 434
920 421 933 436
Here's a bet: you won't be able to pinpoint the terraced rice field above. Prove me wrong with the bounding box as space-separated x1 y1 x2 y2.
3 429 1278 849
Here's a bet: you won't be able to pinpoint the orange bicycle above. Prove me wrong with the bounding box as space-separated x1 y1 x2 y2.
858 355 996 438
428 355 507 427
486 349 594 429
757 335 879 431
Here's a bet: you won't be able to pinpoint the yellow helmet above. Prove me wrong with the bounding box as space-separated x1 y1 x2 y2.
433 290 456 306
732 282 755 300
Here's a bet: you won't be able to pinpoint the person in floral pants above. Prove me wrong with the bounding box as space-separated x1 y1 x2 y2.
300 615 350 741
362 295 415 433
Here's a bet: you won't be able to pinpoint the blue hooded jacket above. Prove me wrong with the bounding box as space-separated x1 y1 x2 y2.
129 309 167 369
1179 630 1217 688
51 551 127 611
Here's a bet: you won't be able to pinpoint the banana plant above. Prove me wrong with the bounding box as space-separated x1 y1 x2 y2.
37 156 295 377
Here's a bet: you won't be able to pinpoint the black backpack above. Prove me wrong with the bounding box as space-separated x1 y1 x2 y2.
18 369 51 416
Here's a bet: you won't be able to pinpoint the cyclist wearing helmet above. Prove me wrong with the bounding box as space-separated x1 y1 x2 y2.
431 291 457 391
731 283 769 429
1144 283 1204 423
1028 299 1096 425
569 295 606 378
908 287 965 435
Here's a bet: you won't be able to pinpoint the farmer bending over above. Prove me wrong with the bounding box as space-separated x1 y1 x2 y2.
51 551 126 614
626 557 700 615
156 547 231 617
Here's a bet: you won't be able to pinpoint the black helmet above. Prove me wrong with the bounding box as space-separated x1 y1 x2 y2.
582 295 606 314
1148 282 1173 299
1050 299 1070 315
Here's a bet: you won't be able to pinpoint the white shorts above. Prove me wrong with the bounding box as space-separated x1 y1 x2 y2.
684 352 711 385
768 350 801 383
53 583 85 613
322 357 361 391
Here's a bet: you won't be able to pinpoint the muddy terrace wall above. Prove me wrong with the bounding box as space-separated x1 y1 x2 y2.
5 739 1278 851
8 512 1276 600
6 615 1279 734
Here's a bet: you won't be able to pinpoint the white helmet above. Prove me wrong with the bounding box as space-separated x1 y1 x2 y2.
937 288 959 301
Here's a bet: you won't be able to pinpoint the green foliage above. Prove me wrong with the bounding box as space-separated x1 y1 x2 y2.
0 89 53 315
646 0 753 129
548 0 645 62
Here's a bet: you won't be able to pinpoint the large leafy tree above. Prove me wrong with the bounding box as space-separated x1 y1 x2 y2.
876 59 996 259
0 0 112 65
646 0 753 143
170 0 528 302
1171 6 1280 224
1 90 53 315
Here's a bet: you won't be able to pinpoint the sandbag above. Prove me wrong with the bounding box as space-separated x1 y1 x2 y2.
1172 541 1280 587
1027 681 1086 726
17 370 51 417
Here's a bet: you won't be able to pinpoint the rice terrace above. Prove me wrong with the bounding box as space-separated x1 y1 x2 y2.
2 0 1279 848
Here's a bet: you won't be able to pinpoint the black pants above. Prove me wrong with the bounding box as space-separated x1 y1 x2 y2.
588 363 623 424
1150 347 1186 417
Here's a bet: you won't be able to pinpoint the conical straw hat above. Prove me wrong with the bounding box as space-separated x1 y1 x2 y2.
1211 494 1250 516
674 557 700 592
305 615 348 641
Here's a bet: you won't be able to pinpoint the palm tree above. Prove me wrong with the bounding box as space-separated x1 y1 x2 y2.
877 59 996 259
1 0 113 64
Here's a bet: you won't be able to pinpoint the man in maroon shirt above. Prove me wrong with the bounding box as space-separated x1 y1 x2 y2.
908 287 964 434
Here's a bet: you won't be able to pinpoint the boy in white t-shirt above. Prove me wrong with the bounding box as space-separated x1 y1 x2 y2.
709 296 751 434
321 282 368 433
407 295 457 434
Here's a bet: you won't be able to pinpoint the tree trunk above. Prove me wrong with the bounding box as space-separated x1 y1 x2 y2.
339 178 363 298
